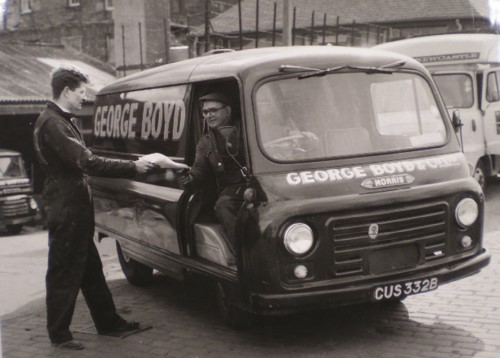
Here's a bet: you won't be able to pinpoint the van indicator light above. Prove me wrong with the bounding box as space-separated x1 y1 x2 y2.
294 265 308 279
461 236 472 248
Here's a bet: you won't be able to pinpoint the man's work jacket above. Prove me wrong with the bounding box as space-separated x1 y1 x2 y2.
33 101 137 237
190 126 246 194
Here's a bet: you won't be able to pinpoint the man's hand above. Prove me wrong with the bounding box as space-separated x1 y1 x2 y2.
134 159 157 174
177 170 193 187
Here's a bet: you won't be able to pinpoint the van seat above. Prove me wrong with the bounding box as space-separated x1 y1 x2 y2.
194 222 236 268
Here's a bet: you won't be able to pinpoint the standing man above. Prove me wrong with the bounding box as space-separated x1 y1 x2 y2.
179 92 247 252
33 65 155 350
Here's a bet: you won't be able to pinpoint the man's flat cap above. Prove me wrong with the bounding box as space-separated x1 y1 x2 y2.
199 92 230 105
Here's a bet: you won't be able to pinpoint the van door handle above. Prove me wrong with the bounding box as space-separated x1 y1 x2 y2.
472 119 476 132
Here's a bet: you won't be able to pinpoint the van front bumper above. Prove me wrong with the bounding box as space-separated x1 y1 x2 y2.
1 215 35 226
0 194 39 227
249 249 490 315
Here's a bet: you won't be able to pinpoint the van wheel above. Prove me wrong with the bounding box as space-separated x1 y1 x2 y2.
6 224 23 235
215 282 254 330
473 161 486 191
116 241 153 286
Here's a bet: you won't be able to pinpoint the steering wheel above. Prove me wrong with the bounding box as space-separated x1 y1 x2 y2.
263 134 305 148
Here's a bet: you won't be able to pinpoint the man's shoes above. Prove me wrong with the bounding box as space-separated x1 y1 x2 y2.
52 340 84 350
97 320 141 335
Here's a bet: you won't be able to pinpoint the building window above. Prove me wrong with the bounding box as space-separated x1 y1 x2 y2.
105 0 113 11
68 0 81 7
20 0 32 14
105 33 114 62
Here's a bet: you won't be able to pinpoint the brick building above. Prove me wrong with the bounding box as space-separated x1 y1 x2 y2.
2 0 116 63
0 0 238 72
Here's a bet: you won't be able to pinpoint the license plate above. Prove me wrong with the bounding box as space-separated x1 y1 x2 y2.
371 277 438 301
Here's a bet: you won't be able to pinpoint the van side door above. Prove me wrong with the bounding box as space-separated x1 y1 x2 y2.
482 68 500 157
91 85 190 258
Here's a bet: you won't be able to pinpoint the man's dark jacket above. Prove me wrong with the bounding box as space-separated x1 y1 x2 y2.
34 101 136 226
190 127 246 193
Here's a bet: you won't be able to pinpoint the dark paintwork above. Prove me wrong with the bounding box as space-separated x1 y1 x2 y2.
90 46 490 315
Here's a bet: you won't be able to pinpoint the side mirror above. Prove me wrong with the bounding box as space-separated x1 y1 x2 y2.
218 126 240 156
452 109 463 132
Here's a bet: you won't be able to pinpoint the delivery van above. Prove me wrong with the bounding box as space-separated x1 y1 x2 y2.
374 34 500 191
89 46 490 328
0 149 39 234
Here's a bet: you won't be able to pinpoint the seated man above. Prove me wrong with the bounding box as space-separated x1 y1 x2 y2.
179 92 247 253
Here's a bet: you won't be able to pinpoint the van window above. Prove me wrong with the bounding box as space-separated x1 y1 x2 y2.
0 156 25 178
91 85 189 158
486 72 500 103
255 72 446 162
432 74 474 108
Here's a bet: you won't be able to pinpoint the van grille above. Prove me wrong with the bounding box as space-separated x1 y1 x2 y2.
330 203 448 278
0 197 29 217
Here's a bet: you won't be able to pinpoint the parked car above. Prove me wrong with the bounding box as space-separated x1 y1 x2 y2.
0 149 39 234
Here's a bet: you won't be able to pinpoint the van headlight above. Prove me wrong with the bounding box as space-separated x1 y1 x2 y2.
283 223 314 256
455 198 478 228
29 198 38 210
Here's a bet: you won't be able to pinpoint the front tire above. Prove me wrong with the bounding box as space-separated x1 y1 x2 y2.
116 241 153 286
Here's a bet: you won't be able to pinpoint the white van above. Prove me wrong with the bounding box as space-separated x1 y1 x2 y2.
374 34 500 190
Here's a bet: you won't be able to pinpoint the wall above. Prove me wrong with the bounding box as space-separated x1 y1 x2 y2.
2 0 114 62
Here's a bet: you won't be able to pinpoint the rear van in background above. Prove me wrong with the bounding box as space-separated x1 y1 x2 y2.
89 46 490 327
374 34 500 190
0 149 39 234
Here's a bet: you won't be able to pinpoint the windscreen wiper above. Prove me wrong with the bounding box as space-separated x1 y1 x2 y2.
279 64 346 79
279 61 406 79
344 61 407 75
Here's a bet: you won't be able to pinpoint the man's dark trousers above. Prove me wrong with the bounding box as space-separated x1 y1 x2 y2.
214 185 245 250
45 181 119 344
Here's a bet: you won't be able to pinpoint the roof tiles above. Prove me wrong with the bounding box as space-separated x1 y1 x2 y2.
204 0 490 34
0 42 115 102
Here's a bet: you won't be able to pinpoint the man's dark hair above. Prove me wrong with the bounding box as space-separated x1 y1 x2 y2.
51 65 89 99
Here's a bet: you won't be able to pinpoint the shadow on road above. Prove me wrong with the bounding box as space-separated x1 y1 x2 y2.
0 270 486 357
90 273 485 357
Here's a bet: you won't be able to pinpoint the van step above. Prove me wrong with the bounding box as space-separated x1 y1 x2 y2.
194 222 235 267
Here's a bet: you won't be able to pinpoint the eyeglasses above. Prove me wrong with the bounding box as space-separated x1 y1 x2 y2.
202 106 225 116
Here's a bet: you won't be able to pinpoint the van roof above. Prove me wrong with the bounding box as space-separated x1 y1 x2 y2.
99 46 423 95
374 34 500 66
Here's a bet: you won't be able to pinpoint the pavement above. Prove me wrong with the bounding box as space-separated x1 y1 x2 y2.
1 196 500 357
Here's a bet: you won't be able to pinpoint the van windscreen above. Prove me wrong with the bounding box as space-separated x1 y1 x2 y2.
0 156 25 179
255 72 447 162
